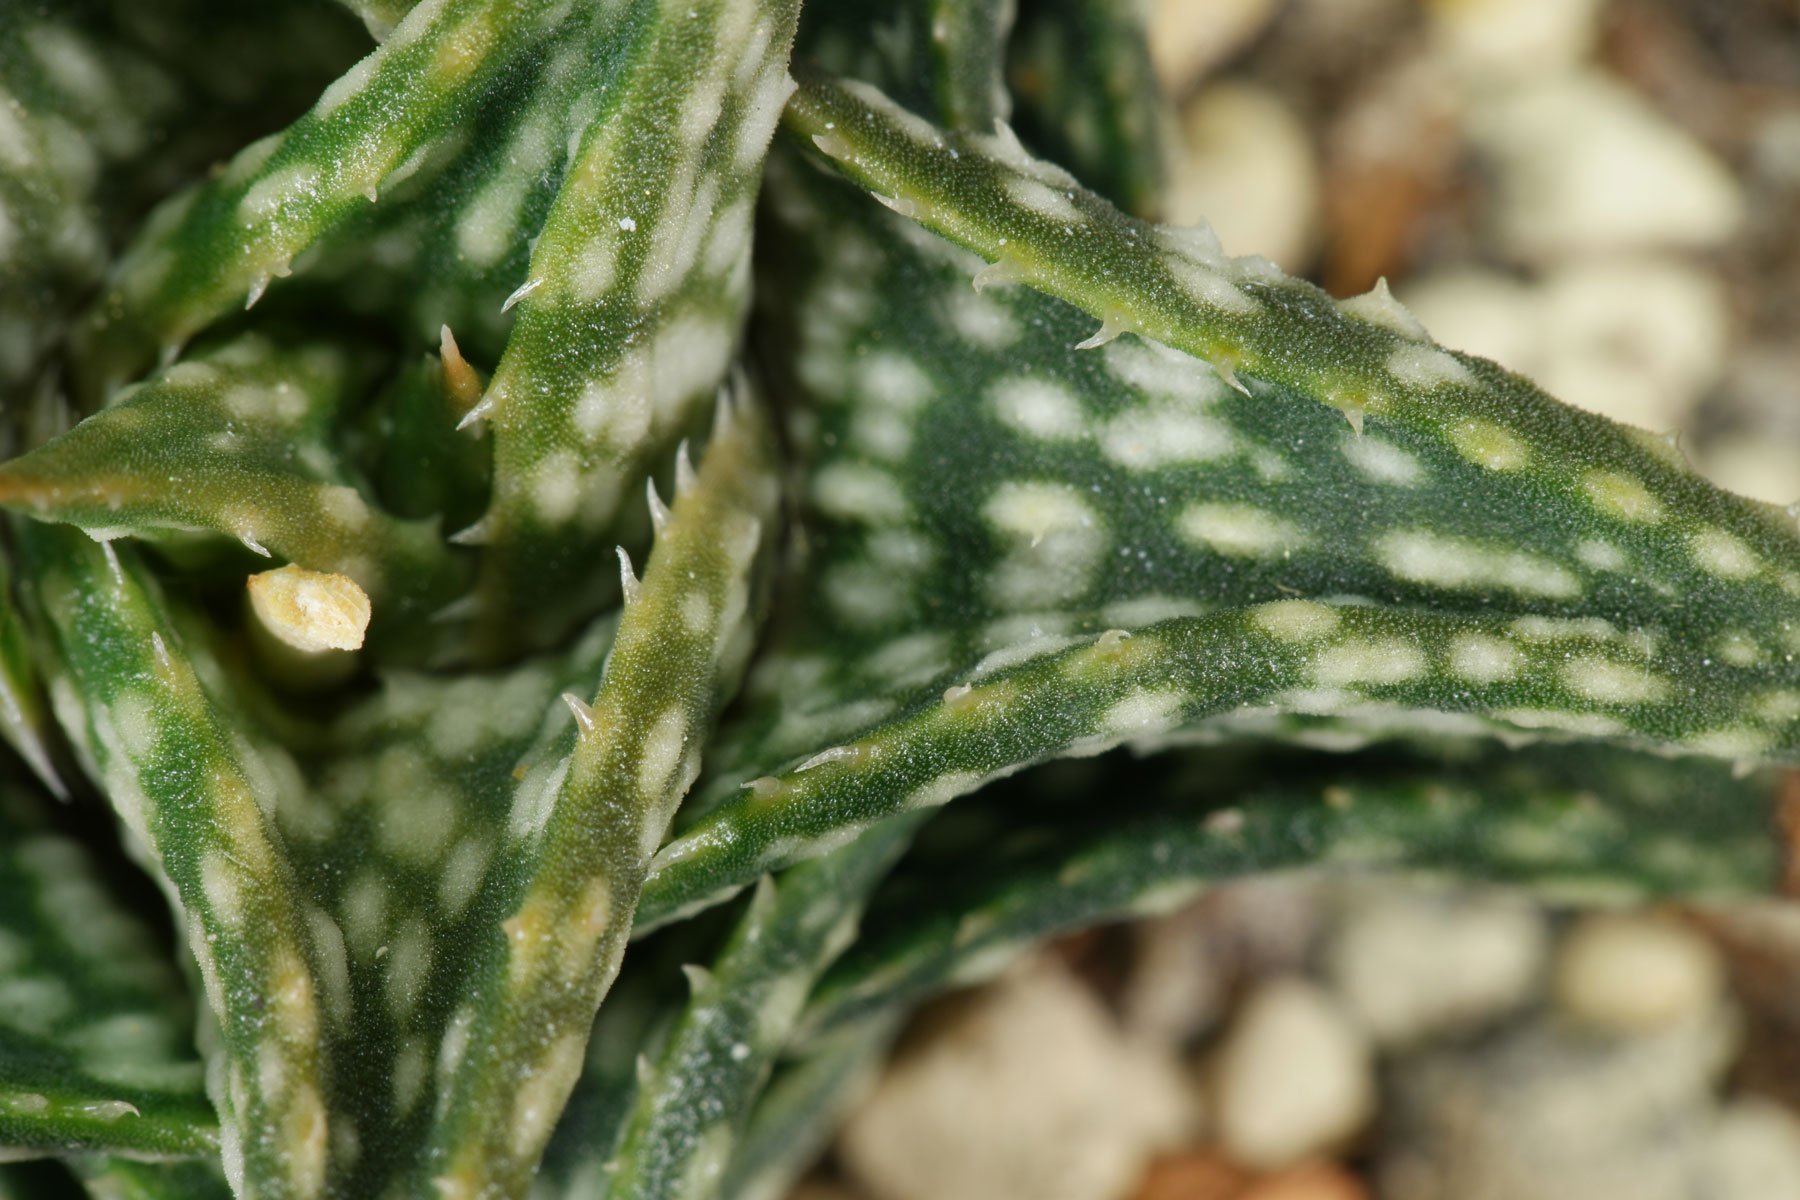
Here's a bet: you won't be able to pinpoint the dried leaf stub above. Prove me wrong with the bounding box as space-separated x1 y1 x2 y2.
247 565 372 653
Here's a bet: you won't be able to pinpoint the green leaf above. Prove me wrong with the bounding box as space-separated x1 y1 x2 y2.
0 549 67 799
71 1158 232 1200
630 126 1800 930
799 0 1016 134
601 813 922 1199
719 1015 900 1200
0 778 215 1161
420 389 778 1197
1006 0 1167 215
72 0 570 399
461 0 800 655
0 334 469 652
21 528 342 1198
798 743 1779 1042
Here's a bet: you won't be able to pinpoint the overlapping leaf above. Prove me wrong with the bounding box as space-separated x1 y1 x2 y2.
632 82 1799 931
0 777 214 1162
798 743 1780 1041
0 334 468 657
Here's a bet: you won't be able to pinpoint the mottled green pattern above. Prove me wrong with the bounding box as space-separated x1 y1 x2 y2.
1 5 1797 1198
21 528 335 1198
630 129 1799 930
423 393 778 1198
602 815 921 1199
800 744 1779 1040
0 336 467 653
465 0 799 656
0 781 214 1160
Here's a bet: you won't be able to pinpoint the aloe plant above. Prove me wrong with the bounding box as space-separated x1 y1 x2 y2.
0 2 1795 1198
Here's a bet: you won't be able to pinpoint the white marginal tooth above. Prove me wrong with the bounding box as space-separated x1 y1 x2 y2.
238 530 272 557
455 389 499 432
646 479 671 533
448 517 490 546
972 258 1027 293
500 276 544 313
271 261 294 279
431 594 478 623
872 192 919 218
1212 360 1250 396
150 631 172 671
560 692 597 736
244 274 271 310
674 440 697 496
616 546 640 605
1074 315 1130 351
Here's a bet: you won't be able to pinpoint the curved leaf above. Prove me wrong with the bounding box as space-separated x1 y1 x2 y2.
0 780 215 1161
421 389 779 1197
798 744 1779 1041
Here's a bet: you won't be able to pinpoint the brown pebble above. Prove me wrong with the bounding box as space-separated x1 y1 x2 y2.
1130 1150 1252 1200
1239 1162 1368 1200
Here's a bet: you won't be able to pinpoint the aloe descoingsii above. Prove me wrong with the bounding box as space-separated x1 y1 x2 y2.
0 1 1794 1197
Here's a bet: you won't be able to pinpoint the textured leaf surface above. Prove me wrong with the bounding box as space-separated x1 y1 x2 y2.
798 743 1779 1041
422 392 778 1197
633 123 1800 930
22 528 339 1198
0 335 467 652
599 814 921 1199
74 0 567 398
463 0 799 655
718 1015 898 1200
72 1158 233 1200
0 780 214 1160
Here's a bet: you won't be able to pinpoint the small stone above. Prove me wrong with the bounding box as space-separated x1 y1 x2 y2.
1326 884 1547 1046
1240 1163 1370 1200
1378 1011 1738 1200
1167 83 1319 273
1422 0 1602 78
840 955 1200 1200
1703 1099 1800 1200
1470 71 1744 262
1554 913 1724 1034
1129 1150 1250 1200
1210 978 1374 1170
1146 0 1281 96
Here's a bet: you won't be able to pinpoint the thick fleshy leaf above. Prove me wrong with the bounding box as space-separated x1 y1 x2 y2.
798 743 1780 1042
0 334 468 651
21 528 342 1199
0 779 214 1161
461 0 800 656
600 813 921 1199
631 126 1800 930
421 391 778 1197
73 0 570 398
718 1015 899 1200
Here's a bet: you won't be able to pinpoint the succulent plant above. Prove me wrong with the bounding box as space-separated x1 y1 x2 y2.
0 2 1795 1198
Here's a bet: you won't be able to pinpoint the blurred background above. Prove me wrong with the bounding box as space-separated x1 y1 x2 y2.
786 3 1800 1199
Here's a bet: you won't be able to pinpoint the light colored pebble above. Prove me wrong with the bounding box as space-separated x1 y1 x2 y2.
1166 83 1318 272
1469 71 1744 262
1702 1099 1800 1200
1146 0 1281 95
839 956 1199 1200
1326 885 1547 1046
1423 0 1602 78
1553 913 1724 1034
1209 977 1374 1170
